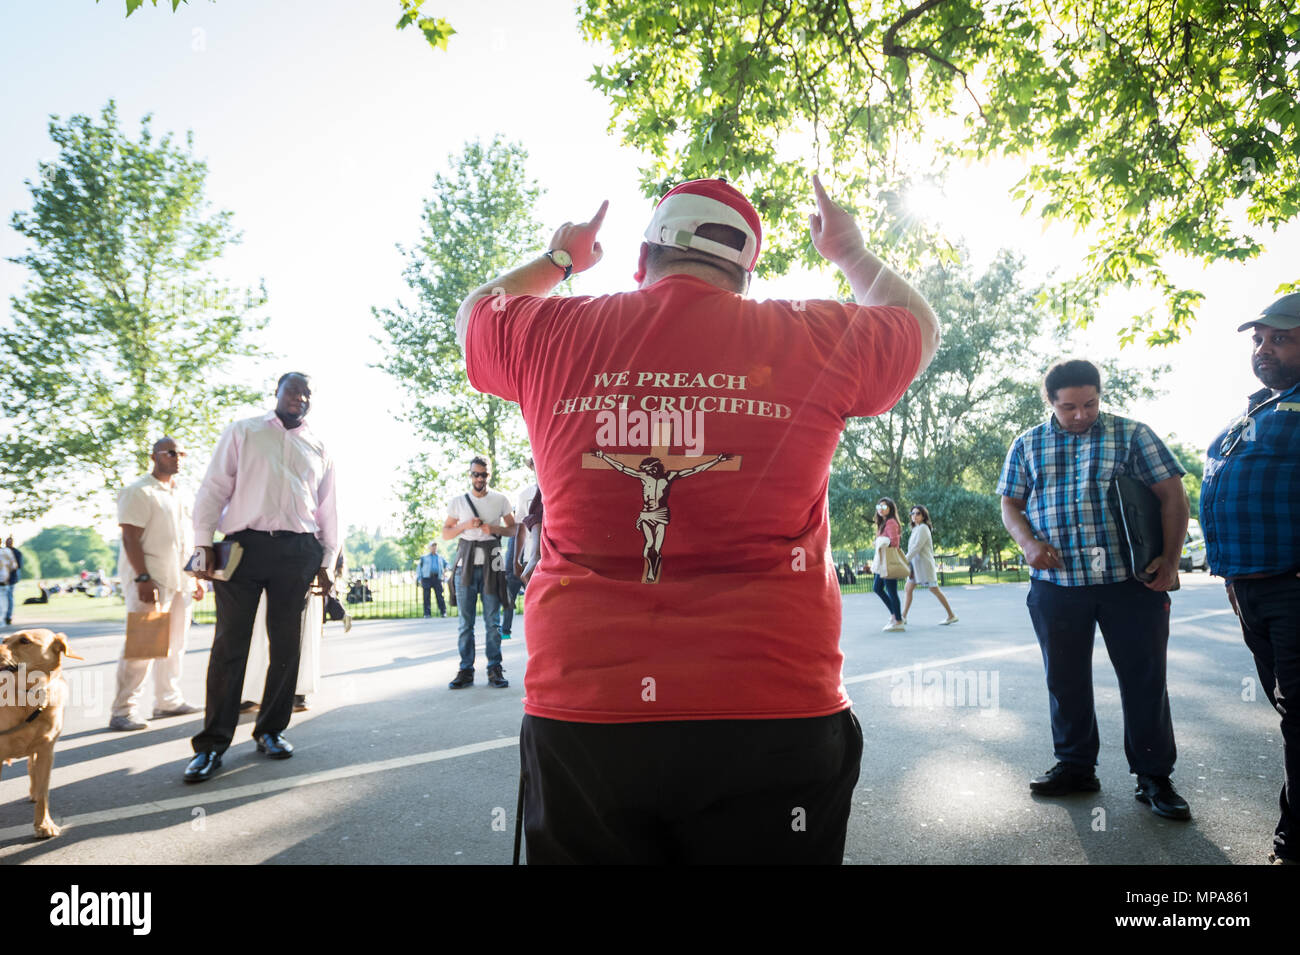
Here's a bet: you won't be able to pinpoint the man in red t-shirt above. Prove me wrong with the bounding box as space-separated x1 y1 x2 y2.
457 176 940 863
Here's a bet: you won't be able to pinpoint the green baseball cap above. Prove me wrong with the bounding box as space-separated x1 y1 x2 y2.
1238 292 1300 331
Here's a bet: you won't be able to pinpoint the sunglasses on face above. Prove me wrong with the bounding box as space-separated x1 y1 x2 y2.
470 471 490 478
159 450 186 458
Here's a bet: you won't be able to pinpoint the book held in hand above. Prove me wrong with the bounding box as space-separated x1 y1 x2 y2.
184 540 244 581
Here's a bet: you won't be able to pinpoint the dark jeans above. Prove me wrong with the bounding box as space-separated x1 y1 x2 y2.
1026 577 1176 776
501 534 523 633
192 531 322 754
873 574 901 619
1231 573 1300 860
520 710 863 864
421 577 446 616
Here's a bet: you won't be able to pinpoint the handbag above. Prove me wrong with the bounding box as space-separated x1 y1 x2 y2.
124 610 171 659
882 546 911 581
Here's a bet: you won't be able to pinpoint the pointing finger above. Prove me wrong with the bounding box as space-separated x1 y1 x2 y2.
589 199 610 230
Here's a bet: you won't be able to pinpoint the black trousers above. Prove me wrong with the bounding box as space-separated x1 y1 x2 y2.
1232 573 1300 860
519 709 863 864
1026 578 1176 775
192 531 322 754
421 577 446 616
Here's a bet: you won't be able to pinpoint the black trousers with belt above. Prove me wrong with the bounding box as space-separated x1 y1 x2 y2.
191 531 323 754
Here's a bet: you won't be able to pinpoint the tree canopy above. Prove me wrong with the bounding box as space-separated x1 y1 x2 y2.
1 102 269 521
375 137 544 555
579 0 1300 343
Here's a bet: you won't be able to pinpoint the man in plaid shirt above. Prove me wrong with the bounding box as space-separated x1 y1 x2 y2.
1202 293 1300 864
999 359 1191 819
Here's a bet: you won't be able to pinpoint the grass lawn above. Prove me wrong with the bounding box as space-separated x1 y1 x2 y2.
9 581 127 625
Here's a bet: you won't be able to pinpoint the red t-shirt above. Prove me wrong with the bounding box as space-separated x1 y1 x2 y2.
467 274 921 722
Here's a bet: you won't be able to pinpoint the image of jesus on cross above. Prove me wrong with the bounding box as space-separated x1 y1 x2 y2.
589 447 737 583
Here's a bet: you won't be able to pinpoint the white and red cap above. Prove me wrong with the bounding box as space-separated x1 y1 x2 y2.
635 178 762 283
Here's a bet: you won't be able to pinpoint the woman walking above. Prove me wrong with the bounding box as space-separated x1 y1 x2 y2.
902 505 958 625
872 497 906 632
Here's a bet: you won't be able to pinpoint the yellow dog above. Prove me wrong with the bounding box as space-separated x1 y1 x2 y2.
0 629 81 838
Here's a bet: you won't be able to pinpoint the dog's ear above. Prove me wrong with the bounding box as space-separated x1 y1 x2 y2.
51 633 83 662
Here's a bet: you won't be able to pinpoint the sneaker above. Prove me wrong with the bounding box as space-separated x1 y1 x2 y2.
487 665 509 688
501 630 512 640
108 715 148 732
1135 775 1191 820
941 615 959 625
293 695 309 712
1029 762 1101 795
882 622 905 632
448 668 474 689
152 702 201 719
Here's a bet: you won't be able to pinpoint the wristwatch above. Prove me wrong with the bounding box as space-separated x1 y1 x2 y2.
545 249 573 280
134 573 152 583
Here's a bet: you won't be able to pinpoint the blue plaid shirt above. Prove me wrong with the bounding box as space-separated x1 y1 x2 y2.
1201 381 1300 578
997 412 1184 586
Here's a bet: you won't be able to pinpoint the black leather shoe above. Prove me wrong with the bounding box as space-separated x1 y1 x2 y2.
1029 762 1101 795
487 664 509 688
184 751 223 783
254 733 294 759
449 668 474 689
1135 775 1191 820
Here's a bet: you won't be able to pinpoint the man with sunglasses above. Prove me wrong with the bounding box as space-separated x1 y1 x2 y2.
443 455 515 689
1202 292 1300 865
109 437 204 731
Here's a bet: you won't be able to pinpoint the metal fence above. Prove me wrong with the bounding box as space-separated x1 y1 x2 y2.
833 554 1025 593
192 570 524 624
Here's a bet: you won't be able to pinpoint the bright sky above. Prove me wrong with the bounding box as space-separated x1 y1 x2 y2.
1 0 1295 542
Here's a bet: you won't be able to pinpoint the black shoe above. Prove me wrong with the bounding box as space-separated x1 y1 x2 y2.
1029 762 1101 795
449 668 474 689
184 751 223 783
1135 775 1191 820
487 665 509 688
239 699 258 713
254 732 294 759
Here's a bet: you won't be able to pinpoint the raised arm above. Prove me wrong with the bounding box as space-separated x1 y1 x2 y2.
455 201 609 350
809 175 941 374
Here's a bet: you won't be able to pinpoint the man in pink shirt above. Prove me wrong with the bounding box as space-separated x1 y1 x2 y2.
184 372 338 782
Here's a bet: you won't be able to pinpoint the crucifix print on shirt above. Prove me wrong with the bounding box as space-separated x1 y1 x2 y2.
585 420 742 583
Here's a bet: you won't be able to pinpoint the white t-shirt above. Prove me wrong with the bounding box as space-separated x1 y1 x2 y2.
513 480 539 563
446 489 513 565
118 474 192 592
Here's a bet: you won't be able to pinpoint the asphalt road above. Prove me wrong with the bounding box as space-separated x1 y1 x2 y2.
0 571 1283 865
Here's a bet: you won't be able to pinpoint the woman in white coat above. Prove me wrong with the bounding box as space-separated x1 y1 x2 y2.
902 505 958 625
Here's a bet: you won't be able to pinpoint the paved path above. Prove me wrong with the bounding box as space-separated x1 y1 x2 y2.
0 572 1282 864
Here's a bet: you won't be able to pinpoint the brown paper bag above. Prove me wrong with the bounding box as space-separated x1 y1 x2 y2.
125 610 171 659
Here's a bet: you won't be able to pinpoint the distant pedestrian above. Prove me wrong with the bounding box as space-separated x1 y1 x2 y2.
872 497 905 632
417 542 448 618
901 505 957 625
4 536 23 625
502 456 537 639
443 455 515 689
0 539 16 627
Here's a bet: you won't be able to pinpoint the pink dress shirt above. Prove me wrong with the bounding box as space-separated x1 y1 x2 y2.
193 411 338 568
